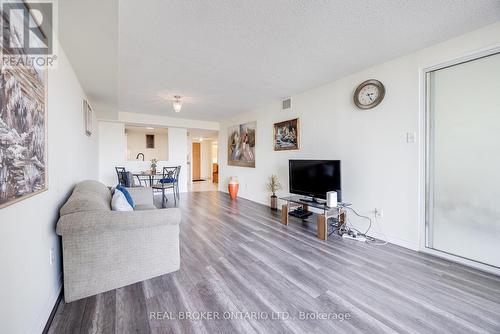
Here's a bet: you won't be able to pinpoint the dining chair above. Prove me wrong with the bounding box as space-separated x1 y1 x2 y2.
115 167 128 186
134 174 149 187
173 166 181 200
152 166 181 206
116 167 143 187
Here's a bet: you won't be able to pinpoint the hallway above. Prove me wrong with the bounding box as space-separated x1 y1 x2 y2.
188 180 218 192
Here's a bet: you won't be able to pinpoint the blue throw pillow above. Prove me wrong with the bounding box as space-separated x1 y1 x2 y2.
116 185 134 208
159 177 176 184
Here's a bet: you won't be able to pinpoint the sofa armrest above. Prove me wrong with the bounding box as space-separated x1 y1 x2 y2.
126 187 154 206
56 208 181 236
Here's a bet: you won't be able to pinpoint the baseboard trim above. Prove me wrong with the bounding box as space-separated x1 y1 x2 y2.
34 271 62 334
42 288 63 334
365 230 419 251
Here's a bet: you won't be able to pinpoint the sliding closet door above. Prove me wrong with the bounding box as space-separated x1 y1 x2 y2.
426 52 500 268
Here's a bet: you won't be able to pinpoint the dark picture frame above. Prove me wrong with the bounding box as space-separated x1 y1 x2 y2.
146 134 155 149
273 118 300 151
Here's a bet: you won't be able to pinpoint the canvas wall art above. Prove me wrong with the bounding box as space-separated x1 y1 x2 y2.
274 118 299 151
228 121 256 168
0 8 48 208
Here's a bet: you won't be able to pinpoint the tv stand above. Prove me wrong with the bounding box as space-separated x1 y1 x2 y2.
279 195 346 241
300 197 325 205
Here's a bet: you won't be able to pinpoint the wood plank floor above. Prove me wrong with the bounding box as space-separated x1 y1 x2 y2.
48 191 500 334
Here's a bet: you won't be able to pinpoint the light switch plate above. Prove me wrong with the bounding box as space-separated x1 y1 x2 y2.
406 132 416 143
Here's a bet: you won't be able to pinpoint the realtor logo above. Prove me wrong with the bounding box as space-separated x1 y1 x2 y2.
1 1 56 67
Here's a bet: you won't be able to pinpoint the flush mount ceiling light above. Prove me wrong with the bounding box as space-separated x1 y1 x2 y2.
172 95 182 113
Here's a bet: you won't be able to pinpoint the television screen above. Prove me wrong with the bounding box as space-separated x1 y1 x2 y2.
289 160 341 200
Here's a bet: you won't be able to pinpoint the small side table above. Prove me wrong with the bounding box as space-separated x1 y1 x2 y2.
279 196 346 241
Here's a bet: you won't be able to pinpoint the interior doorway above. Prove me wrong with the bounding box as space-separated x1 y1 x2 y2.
187 128 219 192
192 142 201 181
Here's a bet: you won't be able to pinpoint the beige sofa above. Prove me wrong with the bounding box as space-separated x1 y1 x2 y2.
56 180 181 303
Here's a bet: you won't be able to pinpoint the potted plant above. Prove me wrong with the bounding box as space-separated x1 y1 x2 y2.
150 158 158 174
266 174 282 210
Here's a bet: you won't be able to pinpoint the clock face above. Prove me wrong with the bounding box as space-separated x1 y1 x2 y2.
354 80 385 109
357 84 380 106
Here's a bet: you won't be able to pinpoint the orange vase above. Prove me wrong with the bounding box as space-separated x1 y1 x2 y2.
228 177 239 200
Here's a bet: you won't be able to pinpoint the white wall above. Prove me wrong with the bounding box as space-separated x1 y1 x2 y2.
126 130 168 161
186 135 193 183
0 45 99 333
119 111 219 130
218 22 500 250
99 121 126 186
200 140 215 180
167 128 188 193
212 142 218 163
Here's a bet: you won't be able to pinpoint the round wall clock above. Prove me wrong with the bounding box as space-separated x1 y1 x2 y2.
353 79 385 109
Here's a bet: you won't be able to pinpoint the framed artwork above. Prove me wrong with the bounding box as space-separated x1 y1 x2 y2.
83 99 92 136
228 121 256 168
146 134 155 148
273 118 300 151
0 5 49 208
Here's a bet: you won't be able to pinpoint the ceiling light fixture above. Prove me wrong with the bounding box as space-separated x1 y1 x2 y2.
172 95 182 113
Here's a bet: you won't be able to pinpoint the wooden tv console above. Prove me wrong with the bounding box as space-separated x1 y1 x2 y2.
280 196 346 240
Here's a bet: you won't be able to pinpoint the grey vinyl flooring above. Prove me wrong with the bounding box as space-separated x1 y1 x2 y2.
48 191 500 334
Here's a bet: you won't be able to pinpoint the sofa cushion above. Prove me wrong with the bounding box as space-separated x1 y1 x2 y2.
134 204 157 211
116 184 134 208
111 189 134 211
159 177 176 184
126 187 154 207
60 180 112 216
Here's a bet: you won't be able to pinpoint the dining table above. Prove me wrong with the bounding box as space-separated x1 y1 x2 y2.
132 171 162 187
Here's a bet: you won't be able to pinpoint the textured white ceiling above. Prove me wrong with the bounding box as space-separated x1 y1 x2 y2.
63 1 500 121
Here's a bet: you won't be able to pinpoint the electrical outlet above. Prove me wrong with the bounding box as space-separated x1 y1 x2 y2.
375 208 383 219
49 248 55 265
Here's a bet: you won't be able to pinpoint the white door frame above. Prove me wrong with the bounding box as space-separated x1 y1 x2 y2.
418 45 500 276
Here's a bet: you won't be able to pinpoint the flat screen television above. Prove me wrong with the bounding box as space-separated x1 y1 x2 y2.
289 160 341 202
